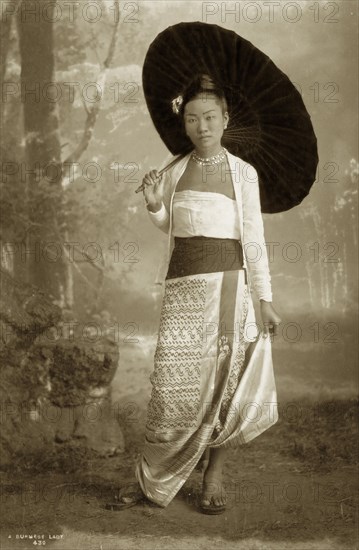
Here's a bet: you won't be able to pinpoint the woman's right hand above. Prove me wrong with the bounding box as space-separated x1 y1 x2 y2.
142 170 165 211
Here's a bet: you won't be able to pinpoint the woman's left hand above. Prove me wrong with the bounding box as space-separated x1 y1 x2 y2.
260 301 282 337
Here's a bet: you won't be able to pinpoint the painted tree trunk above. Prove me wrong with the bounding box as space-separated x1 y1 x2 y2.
16 0 66 304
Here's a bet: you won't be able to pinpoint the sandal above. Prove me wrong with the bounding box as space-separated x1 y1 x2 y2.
105 500 138 511
199 477 227 515
105 482 146 511
199 499 226 515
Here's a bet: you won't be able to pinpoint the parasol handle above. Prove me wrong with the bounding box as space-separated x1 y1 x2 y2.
134 153 187 193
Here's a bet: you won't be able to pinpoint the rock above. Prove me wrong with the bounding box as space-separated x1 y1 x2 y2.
0 268 124 466
31 336 119 408
0 269 62 466
72 391 125 455
0 268 61 352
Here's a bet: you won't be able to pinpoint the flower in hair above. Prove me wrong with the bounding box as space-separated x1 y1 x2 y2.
171 95 183 115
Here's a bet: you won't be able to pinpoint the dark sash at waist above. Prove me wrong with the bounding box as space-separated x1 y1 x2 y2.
165 236 246 280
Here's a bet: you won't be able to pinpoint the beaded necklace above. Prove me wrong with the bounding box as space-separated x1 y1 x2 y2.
191 147 227 166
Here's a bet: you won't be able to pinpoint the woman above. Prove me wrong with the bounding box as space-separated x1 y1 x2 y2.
120 75 281 514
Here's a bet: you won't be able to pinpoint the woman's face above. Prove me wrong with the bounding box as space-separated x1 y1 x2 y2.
183 93 229 151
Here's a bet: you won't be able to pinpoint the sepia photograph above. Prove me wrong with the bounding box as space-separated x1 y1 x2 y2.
0 1 358 549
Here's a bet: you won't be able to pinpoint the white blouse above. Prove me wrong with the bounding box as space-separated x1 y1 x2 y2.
172 190 241 239
146 151 273 302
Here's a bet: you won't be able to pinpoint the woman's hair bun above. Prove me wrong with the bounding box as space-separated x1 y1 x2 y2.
171 73 228 116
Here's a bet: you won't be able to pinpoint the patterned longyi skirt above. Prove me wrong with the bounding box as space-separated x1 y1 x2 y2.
135 237 278 507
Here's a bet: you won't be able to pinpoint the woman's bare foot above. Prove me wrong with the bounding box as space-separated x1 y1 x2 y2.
201 468 227 508
200 447 227 513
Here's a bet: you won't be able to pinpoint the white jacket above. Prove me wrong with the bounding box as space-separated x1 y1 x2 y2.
147 149 273 302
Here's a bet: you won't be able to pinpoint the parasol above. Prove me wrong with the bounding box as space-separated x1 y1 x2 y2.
140 22 318 214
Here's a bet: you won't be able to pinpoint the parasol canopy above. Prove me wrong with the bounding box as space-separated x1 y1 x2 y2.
142 22 318 214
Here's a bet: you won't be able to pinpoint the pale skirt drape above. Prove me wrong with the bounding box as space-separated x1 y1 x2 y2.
135 268 278 507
